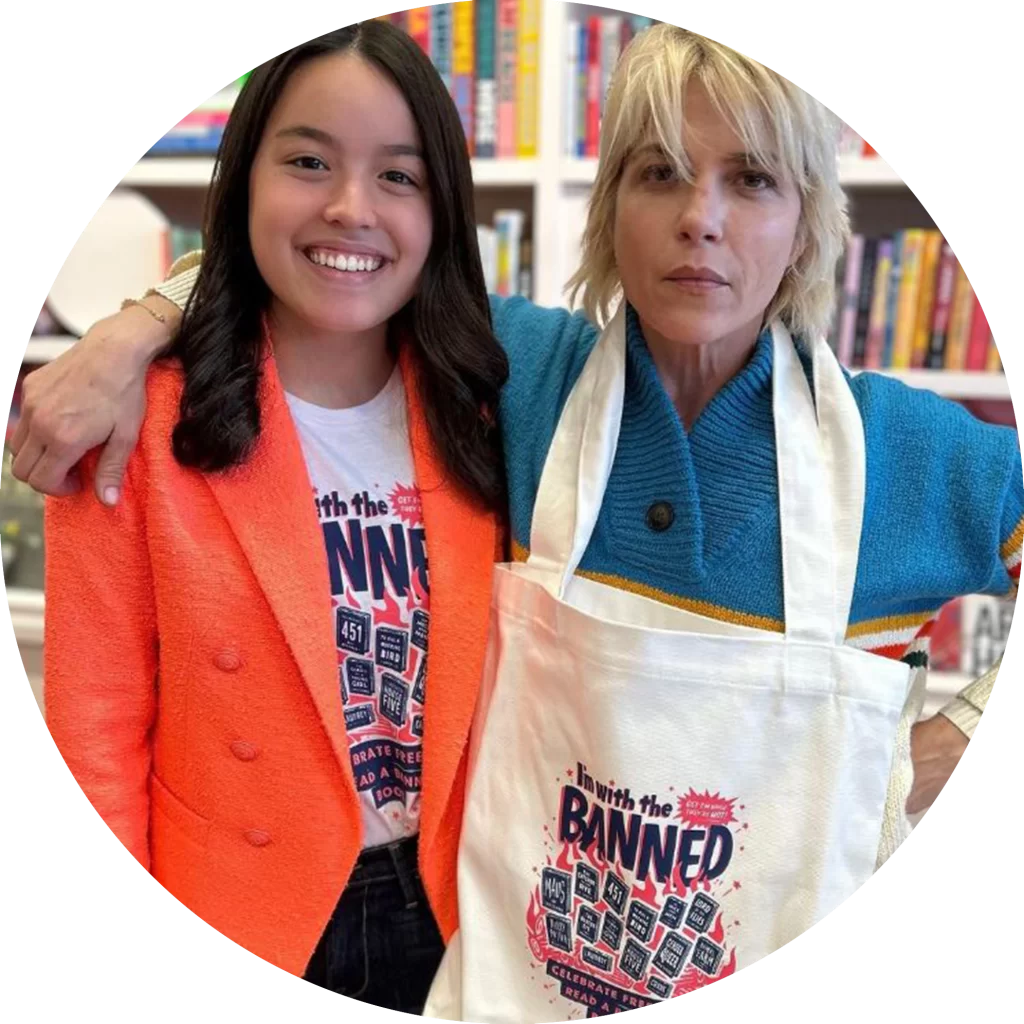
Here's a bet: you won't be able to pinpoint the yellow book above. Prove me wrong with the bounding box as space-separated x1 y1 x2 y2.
407 8 430 52
452 2 475 153
516 0 541 157
944 265 975 370
986 336 1002 372
864 243 893 369
453 5 474 73
891 229 925 368
910 231 943 369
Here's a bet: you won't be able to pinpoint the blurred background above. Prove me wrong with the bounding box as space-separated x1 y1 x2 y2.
5 2 1015 720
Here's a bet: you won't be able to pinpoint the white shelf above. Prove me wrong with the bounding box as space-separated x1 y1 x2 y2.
862 369 1010 400
7 587 44 645
121 157 542 190
561 155 905 189
24 336 76 363
837 154 903 188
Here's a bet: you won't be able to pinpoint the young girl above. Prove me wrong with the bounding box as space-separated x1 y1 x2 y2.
43 20 507 1013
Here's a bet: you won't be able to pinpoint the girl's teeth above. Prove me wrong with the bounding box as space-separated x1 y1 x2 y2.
309 251 382 272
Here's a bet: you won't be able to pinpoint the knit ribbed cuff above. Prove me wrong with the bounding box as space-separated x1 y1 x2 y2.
938 698 982 740
152 257 201 311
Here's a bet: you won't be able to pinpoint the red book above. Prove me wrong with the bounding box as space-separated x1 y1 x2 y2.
929 599 961 672
584 15 601 158
965 293 992 371
407 8 431 55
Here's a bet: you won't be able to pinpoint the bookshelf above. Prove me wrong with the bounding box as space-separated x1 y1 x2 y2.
10 2 1015 692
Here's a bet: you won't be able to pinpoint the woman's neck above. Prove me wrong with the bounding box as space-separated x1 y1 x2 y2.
640 315 763 431
267 302 395 409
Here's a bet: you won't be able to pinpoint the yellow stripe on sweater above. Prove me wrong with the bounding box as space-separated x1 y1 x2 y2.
1000 513 1024 562
510 539 784 633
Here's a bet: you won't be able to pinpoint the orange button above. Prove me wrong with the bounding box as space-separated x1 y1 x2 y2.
230 741 259 762
244 829 271 847
214 650 242 672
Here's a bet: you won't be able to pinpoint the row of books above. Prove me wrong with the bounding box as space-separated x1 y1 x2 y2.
477 209 530 298
563 13 655 158
832 230 999 372
149 4 544 160
929 594 1014 677
147 81 244 156
382 2 538 158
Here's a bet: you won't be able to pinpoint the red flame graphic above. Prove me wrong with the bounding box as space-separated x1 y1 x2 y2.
632 874 660 907
555 842 574 873
388 482 423 527
675 789 738 828
375 589 407 628
526 892 549 963
409 561 429 607
710 913 725 944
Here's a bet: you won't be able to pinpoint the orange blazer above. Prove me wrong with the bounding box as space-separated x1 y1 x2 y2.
44 347 499 976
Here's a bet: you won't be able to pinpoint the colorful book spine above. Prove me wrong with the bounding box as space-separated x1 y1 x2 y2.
388 11 409 33
576 19 588 157
564 19 580 157
431 4 453 92
600 16 623 125
965 293 992 371
584 15 602 158
985 336 1002 372
619 15 635 56
452 2 474 155
495 208 525 296
864 239 893 369
836 233 865 365
407 7 431 55
474 0 498 158
516 0 540 158
925 243 957 369
496 0 518 158
944 265 975 371
881 231 903 368
852 237 879 367
910 231 943 369
891 228 925 368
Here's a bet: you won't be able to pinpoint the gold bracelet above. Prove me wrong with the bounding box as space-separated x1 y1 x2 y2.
120 297 167 324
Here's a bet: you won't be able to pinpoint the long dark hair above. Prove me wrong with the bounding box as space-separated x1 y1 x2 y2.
171 21 508 511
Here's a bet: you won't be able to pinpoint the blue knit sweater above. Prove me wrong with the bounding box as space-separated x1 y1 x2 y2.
491 296 1023 657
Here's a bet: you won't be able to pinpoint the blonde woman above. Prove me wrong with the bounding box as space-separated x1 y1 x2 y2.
16 23 1019 1018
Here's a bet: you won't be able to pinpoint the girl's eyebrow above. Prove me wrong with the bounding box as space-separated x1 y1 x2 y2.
274 126 423 160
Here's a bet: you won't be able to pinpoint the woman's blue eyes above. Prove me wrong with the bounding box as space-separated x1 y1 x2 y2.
638 164 777 191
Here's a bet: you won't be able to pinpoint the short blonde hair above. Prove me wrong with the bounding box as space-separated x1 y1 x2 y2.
567 24 850 340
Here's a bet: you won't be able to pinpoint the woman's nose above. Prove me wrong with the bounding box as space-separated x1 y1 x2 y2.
674 181 725 243
323 178 377 230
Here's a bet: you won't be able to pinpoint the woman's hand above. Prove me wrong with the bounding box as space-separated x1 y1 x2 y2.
906 713 970 815
11 297 178 504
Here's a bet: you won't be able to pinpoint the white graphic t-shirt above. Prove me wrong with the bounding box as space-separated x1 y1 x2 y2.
285 368 428 848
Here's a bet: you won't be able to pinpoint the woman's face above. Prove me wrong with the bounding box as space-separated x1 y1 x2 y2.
614 83 802 351
249 52 433 341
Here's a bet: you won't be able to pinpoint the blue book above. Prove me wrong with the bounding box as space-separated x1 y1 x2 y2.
475 0 498 157
882 230 904 368
431 4 453 92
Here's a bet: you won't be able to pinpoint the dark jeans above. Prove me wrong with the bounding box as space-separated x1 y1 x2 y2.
304 836 445 1013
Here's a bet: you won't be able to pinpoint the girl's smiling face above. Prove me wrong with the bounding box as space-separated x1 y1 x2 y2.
248 51 433 346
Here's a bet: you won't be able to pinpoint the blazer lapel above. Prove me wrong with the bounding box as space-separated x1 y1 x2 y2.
400 348 498 861
205 354 355 787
